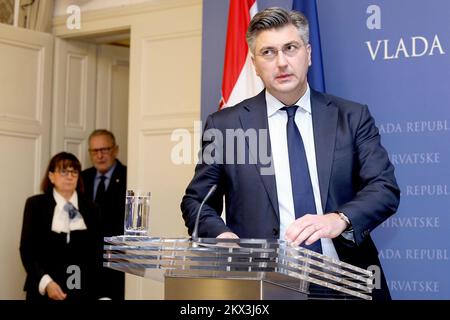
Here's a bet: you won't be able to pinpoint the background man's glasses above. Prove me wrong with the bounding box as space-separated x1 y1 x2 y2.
88 146 114 155
56 169 79 177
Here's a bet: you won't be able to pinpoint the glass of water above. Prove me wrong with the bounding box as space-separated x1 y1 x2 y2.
124 190 151 236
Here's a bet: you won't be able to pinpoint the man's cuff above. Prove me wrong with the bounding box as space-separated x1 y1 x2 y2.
341 229 356 243
38 274 53 296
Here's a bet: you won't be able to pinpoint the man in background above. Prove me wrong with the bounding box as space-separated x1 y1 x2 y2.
82 129 127 300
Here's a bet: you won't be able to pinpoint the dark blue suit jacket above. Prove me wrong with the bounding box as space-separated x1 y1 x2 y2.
81 159 127 300
181 89 400 299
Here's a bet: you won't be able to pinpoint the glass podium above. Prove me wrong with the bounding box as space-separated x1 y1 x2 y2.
104 236 374 300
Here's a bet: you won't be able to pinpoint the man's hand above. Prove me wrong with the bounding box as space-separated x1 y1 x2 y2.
216 231 239 239
45 281 67 300
284 213 348 246
215 231 240 248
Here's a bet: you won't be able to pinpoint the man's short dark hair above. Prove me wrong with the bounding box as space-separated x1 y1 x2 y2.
246 7 309 54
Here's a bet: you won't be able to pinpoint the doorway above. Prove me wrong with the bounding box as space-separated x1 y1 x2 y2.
52 29 130 167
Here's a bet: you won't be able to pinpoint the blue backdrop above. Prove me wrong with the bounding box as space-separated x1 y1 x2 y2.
201 0 450 299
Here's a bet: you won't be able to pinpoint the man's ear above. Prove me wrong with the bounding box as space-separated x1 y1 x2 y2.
112 145 119 158
251 55 260 77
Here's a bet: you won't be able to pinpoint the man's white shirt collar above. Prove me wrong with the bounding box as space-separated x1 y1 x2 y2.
266 85 311 117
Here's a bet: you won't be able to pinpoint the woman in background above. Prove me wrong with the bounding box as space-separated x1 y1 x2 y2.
20 152 102 301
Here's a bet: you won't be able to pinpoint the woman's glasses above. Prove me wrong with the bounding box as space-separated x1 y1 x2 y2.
56 169 79 177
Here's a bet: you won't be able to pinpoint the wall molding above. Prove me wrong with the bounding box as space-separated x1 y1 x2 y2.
53 0 201 37
0 38 46 124
64 138 86 166
0 130 42 191
140 29 201 42
64 53 88 130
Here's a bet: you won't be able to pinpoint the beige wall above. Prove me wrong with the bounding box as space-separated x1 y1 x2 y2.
53 0 202 299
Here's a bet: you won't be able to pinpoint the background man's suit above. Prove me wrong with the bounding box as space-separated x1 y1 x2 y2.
82 160 127 300
181 89 400 300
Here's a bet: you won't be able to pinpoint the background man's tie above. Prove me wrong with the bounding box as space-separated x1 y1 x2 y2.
95 175 106 204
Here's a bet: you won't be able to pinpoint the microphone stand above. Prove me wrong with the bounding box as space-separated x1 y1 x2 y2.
191 184 217 242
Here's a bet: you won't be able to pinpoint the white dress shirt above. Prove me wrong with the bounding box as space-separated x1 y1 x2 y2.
266 85 340 260
51 189 87 236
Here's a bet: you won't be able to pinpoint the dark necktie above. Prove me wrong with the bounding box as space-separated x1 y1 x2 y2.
95 175 106 203
64 202 80 219
281 106 322 253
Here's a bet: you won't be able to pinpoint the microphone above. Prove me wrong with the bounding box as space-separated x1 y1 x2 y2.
191 184 217 242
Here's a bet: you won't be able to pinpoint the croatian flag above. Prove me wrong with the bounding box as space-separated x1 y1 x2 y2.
292 0 326 92
219 0 263 109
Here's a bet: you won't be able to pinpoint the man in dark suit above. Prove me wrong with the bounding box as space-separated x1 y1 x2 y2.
181 7 400 300
82 129 127 300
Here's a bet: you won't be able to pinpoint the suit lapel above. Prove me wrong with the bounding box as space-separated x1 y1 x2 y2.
238 90 280 220
311 90 338 211
107 160 124 196
83 168 96 201
78 195 96 230
44 193 57 229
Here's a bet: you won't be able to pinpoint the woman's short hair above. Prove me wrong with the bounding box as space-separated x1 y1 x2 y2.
40 152 84 194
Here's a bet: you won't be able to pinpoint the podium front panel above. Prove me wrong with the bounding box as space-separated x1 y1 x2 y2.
104 236 374 300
